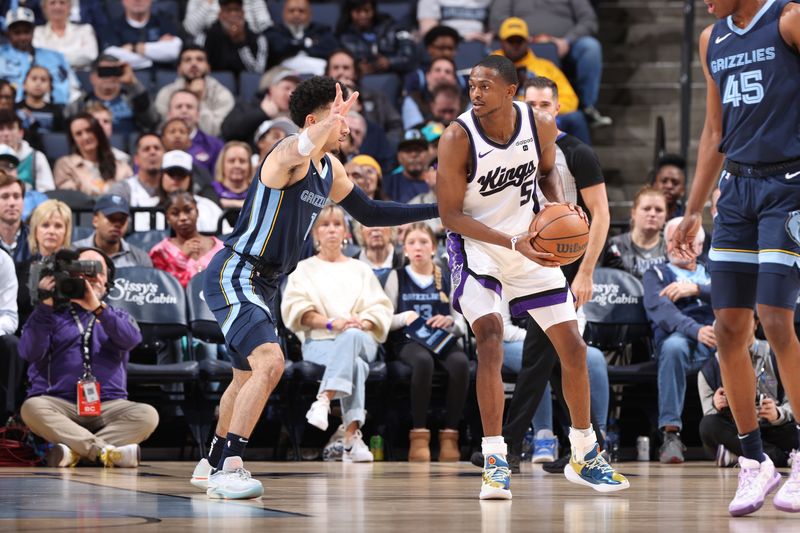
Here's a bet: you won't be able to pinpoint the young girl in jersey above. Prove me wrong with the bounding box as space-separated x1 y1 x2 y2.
384 223 470 462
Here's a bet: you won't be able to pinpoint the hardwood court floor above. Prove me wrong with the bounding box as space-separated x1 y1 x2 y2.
1 461 798 532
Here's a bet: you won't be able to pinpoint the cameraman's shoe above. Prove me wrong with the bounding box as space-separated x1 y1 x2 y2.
47 443 79 467
100 444 140 467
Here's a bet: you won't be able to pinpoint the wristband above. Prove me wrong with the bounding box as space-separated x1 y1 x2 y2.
510 235 520 252
93 303 107 317
297 129 314 156
326 319 334 331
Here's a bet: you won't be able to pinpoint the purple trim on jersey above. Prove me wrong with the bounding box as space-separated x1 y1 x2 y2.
508 284 569 318
470 104 522 149
447 231 503 314
454 118 478 184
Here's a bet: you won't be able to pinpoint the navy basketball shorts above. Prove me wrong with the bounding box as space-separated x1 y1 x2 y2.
203 248 281 371
709 170 800 309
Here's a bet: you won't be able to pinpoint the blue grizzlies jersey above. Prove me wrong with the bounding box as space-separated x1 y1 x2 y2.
707 0 800 165
223 148 333 276
394 267 452 319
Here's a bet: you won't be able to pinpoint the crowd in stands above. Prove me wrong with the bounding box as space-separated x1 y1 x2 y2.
0 0 794 469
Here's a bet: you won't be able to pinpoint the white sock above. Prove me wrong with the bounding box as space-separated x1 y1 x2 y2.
481 436 507 456
569 426 597 458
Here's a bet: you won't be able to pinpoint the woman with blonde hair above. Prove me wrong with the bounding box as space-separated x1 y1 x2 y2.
602 186 669 279
212 141 253 209
28 199 71 259
281 205 393 462
384 223 469 462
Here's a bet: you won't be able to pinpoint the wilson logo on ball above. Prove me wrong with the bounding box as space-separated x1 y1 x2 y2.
557 242 588 254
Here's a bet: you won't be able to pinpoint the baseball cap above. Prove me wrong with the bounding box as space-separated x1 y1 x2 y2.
258 67 302 92
254 118 300 144
398 129 429 151
351 154 382 177
499 17 530 41
0 144 20 167
162 150 193 173
94 194 130 217
5 7 35 28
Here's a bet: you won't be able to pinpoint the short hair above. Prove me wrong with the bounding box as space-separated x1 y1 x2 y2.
169 89 199 107
84 100 111 116
312 204 346 247
28 199 72 254
288 76 346 127
214 141 253 184
179 44 206 62
473 55 518 86
632 185 667 211
91 54 120 71
665 216 705 244
523 76 559 100
325 48 361 82
24 65 52 88
432 83 462 101
429 56 457 74
134 131 163 151
0 168 24 197
654 153 687 174
423 25 461 47
0 109 23 128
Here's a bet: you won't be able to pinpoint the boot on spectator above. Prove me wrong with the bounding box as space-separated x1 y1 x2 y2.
438 429 460 462
408 429 431 462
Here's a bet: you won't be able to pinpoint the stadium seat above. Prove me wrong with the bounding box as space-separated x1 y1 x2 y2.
45 189 95 227
41 133 69 162
377 2 414 28
455 41 490 71
125 229 169 253
531 43 561 68
109 133 128 152
71 225 94 242
239 71 261 102
361 73 401 107
210 71 237 94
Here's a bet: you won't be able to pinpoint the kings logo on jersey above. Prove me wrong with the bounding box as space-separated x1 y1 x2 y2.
476 161 536 197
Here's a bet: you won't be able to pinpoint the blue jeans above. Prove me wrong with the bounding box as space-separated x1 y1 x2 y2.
302 329 378 427
657 332 715 430
565 36 603 109
503 342 609 434
531 347 609 434
557 112 592 145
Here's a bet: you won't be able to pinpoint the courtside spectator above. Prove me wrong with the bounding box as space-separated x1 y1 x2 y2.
73 194 152 267
651 153 687 220
384 129 431 203
212 141 252 209
19 247 158 468
166 90 223 175
355 223 403 283
0 111 55 193
184 0 272 40
202 0 268 75
252 117 299 166
489 0 612 127
102 0 182 69
281 205 393 463
602 186 668 279
384 223 469 462
221 68 299 144
266 0 339 74
0 7 79 104
0 169 30 264
336 0 417 76
28 198 71 260
155 45 235 138
54 112 133 196
33 0 98 70
644 217 714 464
418 0 493 44
67 55 159 135
149 191 223 288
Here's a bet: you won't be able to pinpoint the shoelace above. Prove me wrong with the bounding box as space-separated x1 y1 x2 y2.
232 467 252 480
583 454 614 475
486 464 511 483
734 468 761 499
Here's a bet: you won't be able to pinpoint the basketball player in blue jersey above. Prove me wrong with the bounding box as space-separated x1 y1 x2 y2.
189 77 438 500
437 55 628 500
674 0 800 516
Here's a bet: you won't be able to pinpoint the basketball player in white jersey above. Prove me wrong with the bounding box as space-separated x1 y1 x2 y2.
437 55 629 499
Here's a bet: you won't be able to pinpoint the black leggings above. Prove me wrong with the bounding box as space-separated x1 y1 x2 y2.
699 413 799 467
397 343 470 429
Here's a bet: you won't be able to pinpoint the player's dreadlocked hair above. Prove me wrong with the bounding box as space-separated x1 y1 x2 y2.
474 55 519 87
288 76 349 128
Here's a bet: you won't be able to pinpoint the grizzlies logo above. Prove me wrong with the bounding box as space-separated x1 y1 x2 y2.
785 210 800 247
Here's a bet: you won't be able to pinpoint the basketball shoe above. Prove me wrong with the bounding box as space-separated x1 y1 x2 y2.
773 450 800 513
206 456 263 499
46 443 80 467
190 458 214 489
99 444 140 468
532 430 558 464
728 455 781 516
564 444 630 492
480 454 512 500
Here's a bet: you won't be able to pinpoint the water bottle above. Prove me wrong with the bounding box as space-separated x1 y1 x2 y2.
605 418 620 463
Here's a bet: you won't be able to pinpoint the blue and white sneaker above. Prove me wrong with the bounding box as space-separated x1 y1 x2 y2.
323 424 346 462
564 444 630 493
532 436 558 464
479 454 512 500
206 457 263 500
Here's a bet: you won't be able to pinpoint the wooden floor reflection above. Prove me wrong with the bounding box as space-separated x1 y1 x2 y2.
1 461 798 532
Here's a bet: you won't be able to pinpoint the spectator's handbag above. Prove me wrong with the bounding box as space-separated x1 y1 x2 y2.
405 317 458 359
71 309 101 416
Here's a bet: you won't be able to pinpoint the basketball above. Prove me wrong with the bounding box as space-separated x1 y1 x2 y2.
529 204 590 265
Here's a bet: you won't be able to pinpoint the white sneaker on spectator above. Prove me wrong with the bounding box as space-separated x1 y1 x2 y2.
100 444 140 468
343 430 373 463
191 458 214 489
306 394 331 431
206 456 263 499
323 424 346 462
46 443 79 467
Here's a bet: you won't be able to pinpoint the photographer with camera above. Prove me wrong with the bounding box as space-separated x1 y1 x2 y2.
19 247 158 467
66 54 159 136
